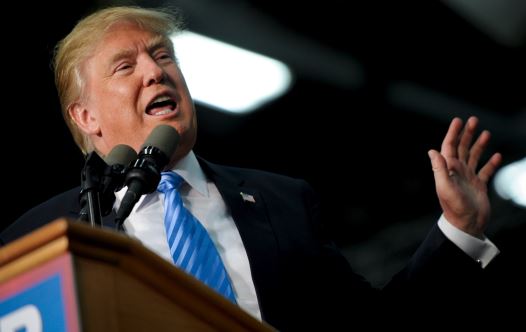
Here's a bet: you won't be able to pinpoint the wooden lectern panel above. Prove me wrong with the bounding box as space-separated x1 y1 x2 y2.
76 256 218 331
0 218 275 332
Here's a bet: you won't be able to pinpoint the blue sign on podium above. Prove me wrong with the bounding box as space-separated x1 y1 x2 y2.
0 254 80 332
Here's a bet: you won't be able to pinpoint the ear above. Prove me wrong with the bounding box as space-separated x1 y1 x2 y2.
68 102 101 135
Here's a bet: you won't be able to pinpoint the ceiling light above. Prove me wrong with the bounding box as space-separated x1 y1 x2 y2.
494 157 526 208
171 31 292 114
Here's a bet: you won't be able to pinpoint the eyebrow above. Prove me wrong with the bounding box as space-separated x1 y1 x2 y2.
147 35 172 54
107 35 173 66
108 49 135 66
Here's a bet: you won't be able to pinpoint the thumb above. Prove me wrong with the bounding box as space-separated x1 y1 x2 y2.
428 149 450 185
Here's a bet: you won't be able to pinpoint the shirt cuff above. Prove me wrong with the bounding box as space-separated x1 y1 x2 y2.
437 215 500 268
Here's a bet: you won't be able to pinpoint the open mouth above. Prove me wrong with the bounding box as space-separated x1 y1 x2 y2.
146 95 177 115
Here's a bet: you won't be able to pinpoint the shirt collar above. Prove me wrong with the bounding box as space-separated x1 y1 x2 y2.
169 150 209 197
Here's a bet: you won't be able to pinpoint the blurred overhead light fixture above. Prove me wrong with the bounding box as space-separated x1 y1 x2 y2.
171 31 292 114
443 0 526 47
494 157 526 208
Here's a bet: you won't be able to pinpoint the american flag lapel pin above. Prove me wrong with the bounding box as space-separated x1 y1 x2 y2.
240 192 256 203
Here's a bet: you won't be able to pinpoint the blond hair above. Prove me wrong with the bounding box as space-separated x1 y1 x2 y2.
53 6 183 154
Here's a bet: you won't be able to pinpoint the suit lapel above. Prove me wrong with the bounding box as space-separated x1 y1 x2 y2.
199 159 281 319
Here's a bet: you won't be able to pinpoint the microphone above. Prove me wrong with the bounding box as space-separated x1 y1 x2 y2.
79 144 137 226
100 144 138 216
115 125 180 227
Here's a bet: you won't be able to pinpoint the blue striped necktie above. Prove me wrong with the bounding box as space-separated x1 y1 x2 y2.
157 171 237 303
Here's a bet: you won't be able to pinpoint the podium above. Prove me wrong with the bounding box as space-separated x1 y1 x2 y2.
0 218 275 331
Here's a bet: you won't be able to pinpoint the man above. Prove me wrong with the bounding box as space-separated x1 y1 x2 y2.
0 6 502 330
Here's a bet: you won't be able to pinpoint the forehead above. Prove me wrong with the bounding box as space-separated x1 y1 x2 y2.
81 21 174 72
97 22 164 50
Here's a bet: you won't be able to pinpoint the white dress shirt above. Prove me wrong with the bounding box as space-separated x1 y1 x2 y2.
115 150 499 321
115 151 262 320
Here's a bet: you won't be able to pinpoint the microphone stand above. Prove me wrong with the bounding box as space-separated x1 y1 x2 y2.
79 152 105 227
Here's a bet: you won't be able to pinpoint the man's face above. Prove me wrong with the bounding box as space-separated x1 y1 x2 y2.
77 22 197 163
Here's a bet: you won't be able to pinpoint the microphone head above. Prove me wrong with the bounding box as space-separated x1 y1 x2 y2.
141 124 180 158
104 144 138 166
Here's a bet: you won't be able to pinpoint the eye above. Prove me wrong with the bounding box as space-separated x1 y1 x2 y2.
116 63 133 72
155 50 175 63
157 53 170 60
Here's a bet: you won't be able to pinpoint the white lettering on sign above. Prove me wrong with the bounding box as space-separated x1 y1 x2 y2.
0 304 42 332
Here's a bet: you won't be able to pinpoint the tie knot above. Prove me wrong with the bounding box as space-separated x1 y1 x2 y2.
157 171 184 193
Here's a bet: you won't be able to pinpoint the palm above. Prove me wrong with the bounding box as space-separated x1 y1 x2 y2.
429 117 501 237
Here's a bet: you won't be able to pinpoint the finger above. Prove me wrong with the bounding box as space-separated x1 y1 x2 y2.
458 116 478 162
478 152 502 183
428 149 451 186
441 117 463 159
467 130 491 171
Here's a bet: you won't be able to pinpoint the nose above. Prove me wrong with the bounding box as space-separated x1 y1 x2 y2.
142 55 164 86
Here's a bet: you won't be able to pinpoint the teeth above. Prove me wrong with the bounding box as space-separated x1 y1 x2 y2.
152 95 171 104
155 109 173 116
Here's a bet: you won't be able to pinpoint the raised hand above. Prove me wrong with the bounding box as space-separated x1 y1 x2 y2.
428 116 502 237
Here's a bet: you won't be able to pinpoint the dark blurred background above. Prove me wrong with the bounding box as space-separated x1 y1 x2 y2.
2 0 525 288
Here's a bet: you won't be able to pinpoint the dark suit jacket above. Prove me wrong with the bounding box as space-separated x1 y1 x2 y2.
0 158 486 330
